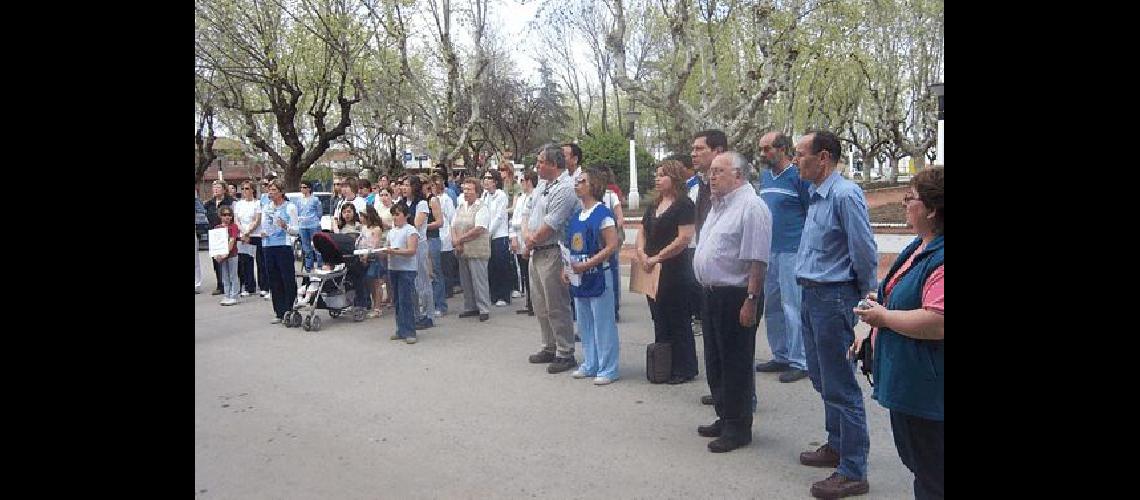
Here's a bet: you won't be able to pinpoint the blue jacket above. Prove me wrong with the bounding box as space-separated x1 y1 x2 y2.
871 234 944 421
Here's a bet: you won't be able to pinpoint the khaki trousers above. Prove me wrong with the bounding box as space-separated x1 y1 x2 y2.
529 247 575 357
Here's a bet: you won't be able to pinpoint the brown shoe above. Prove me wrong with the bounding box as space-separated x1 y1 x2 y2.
810 472 868 499
800 444 841 468
547 356 577 374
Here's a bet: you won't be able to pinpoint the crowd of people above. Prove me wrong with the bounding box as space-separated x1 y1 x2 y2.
196 129 943 500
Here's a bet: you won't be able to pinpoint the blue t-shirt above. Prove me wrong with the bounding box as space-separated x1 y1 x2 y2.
758 165 812 254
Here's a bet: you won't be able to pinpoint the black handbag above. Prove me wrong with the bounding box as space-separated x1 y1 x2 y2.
856 336 874 386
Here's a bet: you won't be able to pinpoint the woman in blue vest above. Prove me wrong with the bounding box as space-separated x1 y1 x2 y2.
562 167 622 385
851 166 944 500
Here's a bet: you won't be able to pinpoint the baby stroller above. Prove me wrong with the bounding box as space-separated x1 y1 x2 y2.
282 231 366 331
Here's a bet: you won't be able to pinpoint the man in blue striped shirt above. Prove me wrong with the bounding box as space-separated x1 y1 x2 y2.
793 130 877 499
755 131 813 384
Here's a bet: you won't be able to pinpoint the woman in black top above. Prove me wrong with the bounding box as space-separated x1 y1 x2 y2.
635 159 698 384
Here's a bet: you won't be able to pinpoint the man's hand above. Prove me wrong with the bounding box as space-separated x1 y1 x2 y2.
509 239 519 253
455 242 463 256
560 270 570 285
739 299 758 327
570 261 590 274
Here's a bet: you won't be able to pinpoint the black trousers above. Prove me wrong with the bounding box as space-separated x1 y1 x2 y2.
685 248 701 320
238 253 256 293
647 277 697 378
441 250 459 296
488 236 515 303
891 410 945 500
212 259 225 292
702 286 761 440
516 254 532 312
252 237 267 292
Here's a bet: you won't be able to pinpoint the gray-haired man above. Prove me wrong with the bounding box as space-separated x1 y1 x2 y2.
693 151 772 453
523 144 583 373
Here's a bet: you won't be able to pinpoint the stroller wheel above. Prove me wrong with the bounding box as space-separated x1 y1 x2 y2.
310 315 322 332
289 312 303 328
329 309 342 319
302 315 312 331
352 308 365 322
281 311 293 327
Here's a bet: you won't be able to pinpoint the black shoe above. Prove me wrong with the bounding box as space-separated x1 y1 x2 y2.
212 289 224 296
708 435 750 453
479 313 489 322
667 375 695 385
697 420 723 438
779 369 808 383
528 350 556 364
458 310 479 318
547 356 577 374
755 360 792 373
700 395 715 405
414 320 434 330
574 334 581 342
516 309 533 315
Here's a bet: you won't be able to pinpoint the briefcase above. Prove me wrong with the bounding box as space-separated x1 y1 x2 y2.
646 342 672 384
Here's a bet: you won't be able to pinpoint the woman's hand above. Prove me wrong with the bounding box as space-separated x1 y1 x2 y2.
560 270 570 285
852 298 887 328
571 261 591 274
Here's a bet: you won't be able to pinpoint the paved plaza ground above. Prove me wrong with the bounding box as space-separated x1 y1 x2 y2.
195 251 914 499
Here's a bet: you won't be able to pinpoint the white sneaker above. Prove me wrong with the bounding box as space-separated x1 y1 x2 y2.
593 376 615 385
220 298 238 306
495 300 507 307
433 310 442 318
511 290 521 298
571 369 592 379
240 291 251 297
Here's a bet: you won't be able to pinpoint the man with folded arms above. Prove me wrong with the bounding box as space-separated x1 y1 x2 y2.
692 151 771 453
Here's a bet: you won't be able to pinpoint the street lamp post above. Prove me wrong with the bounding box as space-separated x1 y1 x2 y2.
930 82 944 166
625 105 642 211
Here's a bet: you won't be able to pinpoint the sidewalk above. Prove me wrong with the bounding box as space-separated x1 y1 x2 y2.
196 251 913 498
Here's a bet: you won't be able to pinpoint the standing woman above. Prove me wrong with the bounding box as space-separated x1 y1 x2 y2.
373 187 396 309
451 177 493 322
423 177 449 317
402 175 436 330
596 164 626 321
295 180 324 274
432 175 460 299
509 169 538 316
851 166 944 500
233 181 263 297
261 180 299 323
481 169 514 307
635 159 699 384
564 167 622 385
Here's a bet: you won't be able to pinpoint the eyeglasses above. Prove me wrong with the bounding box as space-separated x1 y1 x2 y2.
301 186 311 189
220 213 233 217
242 187 252 190
903 194 921 204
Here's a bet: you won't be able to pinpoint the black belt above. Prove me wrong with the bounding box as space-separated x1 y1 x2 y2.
796 278 857 288
702 285 747 293
532 243 559 251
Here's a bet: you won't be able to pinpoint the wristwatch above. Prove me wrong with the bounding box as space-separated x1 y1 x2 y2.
746 293 758 301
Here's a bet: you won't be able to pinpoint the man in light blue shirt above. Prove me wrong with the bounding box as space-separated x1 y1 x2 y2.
792 130 877 499
755 131 813 383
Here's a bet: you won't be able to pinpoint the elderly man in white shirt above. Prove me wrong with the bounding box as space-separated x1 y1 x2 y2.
692 151 772 454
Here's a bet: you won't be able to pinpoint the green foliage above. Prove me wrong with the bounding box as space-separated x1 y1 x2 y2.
520 154 537 168
579 131 655 198
302 165 332 185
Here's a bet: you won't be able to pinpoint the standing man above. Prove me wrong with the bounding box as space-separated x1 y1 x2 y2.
755 131 813 383
261 180 300 324
331 177 345 209
793 130 877 499
690 130 727 407
204 181 235 295
524 144 582 374
562 143 583 180
692 151 771 453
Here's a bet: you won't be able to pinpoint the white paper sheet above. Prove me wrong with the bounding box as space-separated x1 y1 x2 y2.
208 228 230 257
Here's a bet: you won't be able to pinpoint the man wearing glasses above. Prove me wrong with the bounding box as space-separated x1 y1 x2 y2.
793 130 877 499
754 131 813 384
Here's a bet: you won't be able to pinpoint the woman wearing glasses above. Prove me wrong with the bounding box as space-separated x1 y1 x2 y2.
482 169 515 307
851 166 944 500
234 181 263 297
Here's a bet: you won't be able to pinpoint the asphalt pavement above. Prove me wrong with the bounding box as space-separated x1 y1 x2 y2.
195 250 913 499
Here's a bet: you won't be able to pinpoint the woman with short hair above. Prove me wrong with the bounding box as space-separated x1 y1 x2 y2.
452 177 493 322
852 166 944 500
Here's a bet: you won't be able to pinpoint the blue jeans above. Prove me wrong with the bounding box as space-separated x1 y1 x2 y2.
428 237 447 314
414 237 434 325
574 271 620 380
263 245 297 319
801 282 869 480
299 227 322 272
389 270 417 338
764 252 806 369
